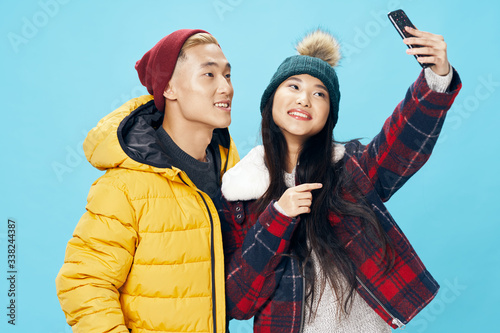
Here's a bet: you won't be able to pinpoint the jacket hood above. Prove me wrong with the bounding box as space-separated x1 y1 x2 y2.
221 144 345 201
83 95 233 180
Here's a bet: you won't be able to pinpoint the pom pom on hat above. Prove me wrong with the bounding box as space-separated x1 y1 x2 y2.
296 29 341 67
260 29 342 128
135 29 209 112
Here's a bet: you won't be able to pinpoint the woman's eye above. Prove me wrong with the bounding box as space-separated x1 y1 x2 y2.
289 84 299 90
225 73 231 79
315 92 325 97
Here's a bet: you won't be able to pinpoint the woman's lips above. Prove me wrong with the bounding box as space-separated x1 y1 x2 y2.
287 109 312 120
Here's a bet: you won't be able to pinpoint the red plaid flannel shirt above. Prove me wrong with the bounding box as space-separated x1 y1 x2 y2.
221 68 462 332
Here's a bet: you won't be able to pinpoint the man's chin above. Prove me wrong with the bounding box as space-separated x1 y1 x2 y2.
212 116 231 129
215 121 231 129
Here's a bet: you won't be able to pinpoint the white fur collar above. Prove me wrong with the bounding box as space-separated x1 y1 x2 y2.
221 144 346 201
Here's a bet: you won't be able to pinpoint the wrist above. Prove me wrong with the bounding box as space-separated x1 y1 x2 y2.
431 62 451 76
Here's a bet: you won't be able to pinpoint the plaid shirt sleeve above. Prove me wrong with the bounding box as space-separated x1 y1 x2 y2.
220 198 299 320
348 67 462 201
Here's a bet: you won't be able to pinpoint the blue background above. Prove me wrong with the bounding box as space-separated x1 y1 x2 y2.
1 0 499 332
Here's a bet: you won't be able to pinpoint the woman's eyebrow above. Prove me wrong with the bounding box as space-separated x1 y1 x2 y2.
287 76 327 91
286 77 303 83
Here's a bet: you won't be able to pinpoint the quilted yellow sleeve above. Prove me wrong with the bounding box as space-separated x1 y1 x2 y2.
55 176 137 333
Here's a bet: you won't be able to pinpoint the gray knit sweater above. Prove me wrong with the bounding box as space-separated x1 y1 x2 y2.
280 171 391 333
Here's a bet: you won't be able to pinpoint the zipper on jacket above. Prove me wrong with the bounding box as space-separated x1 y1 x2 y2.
356 276 406 329
298 275 306 333
176 141 232 333
179 174 218 333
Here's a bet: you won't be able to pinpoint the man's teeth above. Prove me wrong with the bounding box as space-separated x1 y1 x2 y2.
288 111 310 119
215 103 229 108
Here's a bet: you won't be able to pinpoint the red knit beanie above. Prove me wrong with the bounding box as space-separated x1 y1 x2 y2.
135 29 209 112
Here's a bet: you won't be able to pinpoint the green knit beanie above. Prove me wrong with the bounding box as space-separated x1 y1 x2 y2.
260 30 341 128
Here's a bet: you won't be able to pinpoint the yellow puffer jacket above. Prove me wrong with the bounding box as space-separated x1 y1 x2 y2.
55 95 239 333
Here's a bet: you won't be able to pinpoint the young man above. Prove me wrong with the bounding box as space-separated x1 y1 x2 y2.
56 29 239 333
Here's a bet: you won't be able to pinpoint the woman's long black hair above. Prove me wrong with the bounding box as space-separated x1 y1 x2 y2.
255 91 395 320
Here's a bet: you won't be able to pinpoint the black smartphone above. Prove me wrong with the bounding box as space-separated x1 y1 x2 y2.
388 9 432 68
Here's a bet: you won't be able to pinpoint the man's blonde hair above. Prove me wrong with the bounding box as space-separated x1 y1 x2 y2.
178 33 219 60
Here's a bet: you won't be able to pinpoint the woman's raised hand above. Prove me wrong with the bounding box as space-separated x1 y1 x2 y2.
403 26 450 76
276 183 323 218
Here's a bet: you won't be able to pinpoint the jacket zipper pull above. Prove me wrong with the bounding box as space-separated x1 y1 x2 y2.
356 276 407 330
392 318 406 329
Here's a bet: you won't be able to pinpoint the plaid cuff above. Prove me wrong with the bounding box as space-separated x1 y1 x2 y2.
258 200 299 240
413 67 462 116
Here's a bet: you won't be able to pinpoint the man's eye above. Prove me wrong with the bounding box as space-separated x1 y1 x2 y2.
225 73 231 79
204 73 214 77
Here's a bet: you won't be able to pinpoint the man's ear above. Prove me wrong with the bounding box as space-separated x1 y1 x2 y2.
163 83 177 101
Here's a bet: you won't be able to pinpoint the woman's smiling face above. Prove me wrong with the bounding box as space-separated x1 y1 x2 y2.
272 74 330 145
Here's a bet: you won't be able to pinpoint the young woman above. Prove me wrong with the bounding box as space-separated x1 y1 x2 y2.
220 28 461 332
